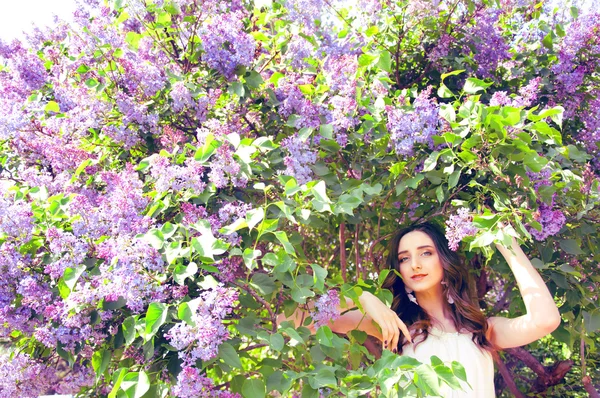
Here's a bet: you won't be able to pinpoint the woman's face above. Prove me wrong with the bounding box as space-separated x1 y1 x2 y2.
397 230 445 293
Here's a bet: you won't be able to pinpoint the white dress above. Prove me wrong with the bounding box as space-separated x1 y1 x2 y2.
401 327 495 397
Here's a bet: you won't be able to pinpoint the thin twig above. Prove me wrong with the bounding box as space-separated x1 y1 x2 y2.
340 222 347 282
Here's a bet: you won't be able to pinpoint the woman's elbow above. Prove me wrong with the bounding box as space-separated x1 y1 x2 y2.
535 308 561 335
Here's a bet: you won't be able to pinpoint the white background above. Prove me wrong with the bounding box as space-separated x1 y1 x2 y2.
0 0 77 42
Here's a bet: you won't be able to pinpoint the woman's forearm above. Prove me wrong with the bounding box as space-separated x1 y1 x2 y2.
495 237 561 331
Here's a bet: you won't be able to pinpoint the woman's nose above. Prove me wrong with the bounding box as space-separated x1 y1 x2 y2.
411 258 422 270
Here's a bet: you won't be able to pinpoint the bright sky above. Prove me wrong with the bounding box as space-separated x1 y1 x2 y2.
0 0 594 43
0 0 78 42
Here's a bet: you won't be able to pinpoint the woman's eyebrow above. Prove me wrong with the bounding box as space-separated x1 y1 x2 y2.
397 245 434 255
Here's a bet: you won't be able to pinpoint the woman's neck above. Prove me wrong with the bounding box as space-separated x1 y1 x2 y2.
416 289 456 331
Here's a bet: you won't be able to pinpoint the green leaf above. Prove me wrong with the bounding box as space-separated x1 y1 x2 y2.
144 229 165 250
316 326 334 347
437 84 454 98
319 124 334 140
145 302 167 341
451 361 468 383
559 239 583 255
44 101 61 113
309 367 337 389
441 69 465 81
62 265 86 292
310 264 327 291
250 273 276 295
161 222 177 239
246 208 265 231
194 134 222 163
463 77 492 94
92 349 111 379
108 368 128 398
229 81 245 97
178 301 197 326
191 222 227 261
523 152 548 173
270 333 285 351
414 364 442 395
583 310 600 333
71 158 93 183
448 170 460 189
122 316 136 345
377 51 392 72
423 151 440 172
173 262 198 285
290 286 314 304
242 379 266 398
120 371 150 398
358 53 378 67
245 70 264 88
219 342 242 368
243 248 262 269
274 231 295 255
542 32 553 49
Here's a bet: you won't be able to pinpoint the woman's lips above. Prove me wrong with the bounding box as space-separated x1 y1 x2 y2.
411 274 427 281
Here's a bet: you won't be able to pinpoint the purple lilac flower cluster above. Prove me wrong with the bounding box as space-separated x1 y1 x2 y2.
549 13 600 149
165 285 238 364
284 0 326 32
311 290 340 328
526 168 566 240
466 8 511 78
0 353 94 397
285 34 314 69
0 353 57 397
181 202 209 225
149 155 207 193
528 203 566 241
172 365 241 398
68 165 152 239
207 200 252 245
275 74 330 130
200 12 255 80
323 55 357 97
159 125 189 152
196 119 249 188
216 256 243 283
0 190 34 242
0 243 40 337
75 236 168 312
490 77 542 107
386 87 440 157
44 227 89 279
280 134 318 185
445 208 478 251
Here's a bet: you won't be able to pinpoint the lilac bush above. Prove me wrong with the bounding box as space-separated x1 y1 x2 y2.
0 0 599 396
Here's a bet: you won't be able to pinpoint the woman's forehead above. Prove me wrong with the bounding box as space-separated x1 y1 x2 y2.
398 230 434 252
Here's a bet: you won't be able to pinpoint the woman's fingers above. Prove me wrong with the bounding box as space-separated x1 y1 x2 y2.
390 320 400 352
397 317 412 344
386 318 399 352
381 324 389 350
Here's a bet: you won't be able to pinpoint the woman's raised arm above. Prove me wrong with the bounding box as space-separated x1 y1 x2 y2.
486 236 561 349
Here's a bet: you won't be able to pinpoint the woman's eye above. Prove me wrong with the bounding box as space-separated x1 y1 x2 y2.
422 251 432 256
399 257 408 263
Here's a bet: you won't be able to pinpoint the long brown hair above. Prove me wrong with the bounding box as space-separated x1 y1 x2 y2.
382 222 494 353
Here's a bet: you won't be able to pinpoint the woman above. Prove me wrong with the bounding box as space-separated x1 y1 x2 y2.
284 222 561 396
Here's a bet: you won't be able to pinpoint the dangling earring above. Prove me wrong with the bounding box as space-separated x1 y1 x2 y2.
405 287 418 305
441 281 454 304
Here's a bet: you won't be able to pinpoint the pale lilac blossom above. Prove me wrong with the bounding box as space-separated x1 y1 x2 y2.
445 208 478 251
311 290 340 328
